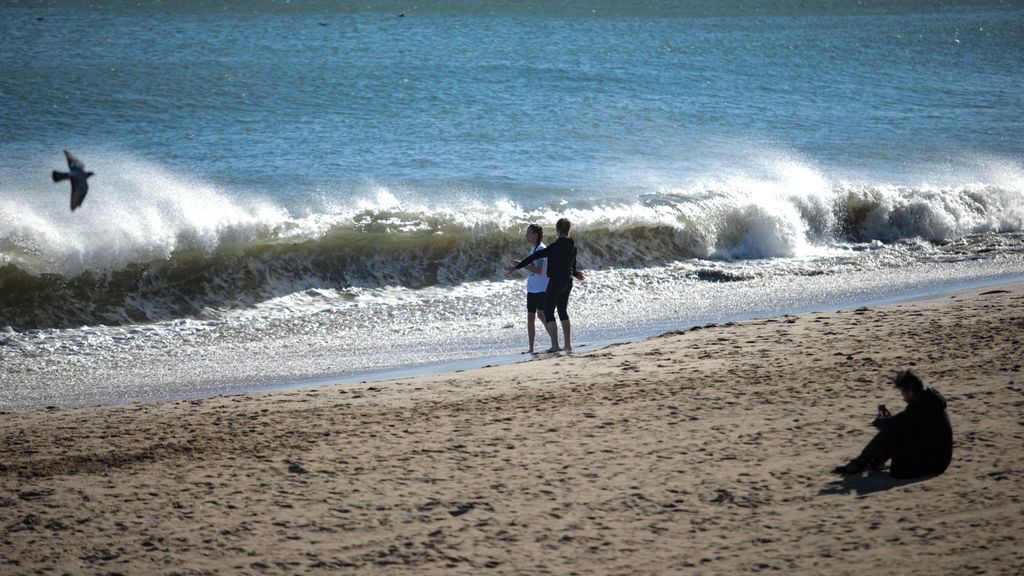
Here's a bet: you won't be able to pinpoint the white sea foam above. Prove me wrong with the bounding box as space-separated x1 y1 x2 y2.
0 152 290 276
3 152 1022 277
2 152 1023 330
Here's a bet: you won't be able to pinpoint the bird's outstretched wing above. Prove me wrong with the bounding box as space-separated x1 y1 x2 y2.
70 178 89 211
64 149 86 171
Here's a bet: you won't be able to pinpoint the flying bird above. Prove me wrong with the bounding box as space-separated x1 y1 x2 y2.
51 149 94 211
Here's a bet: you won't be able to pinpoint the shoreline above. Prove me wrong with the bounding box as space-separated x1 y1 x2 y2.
2 280 1023 574
9 270 1020 414
280 270 1024 391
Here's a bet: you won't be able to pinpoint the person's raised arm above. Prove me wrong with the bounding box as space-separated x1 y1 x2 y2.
509 243 552 272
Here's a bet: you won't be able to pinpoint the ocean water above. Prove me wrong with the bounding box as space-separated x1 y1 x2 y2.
1 0 1023 409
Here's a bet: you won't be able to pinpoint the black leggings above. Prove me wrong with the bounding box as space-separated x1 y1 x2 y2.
544 281 572 324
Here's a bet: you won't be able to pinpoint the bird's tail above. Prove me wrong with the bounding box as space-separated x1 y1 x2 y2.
52 170 69 182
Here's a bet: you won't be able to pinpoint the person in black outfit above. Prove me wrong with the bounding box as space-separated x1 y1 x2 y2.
834 370 953 479
508 218 584 353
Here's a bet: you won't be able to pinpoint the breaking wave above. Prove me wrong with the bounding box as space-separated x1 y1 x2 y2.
1 155 1022 328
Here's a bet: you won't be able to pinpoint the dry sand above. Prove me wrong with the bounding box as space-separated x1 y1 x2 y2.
2 283 1023 575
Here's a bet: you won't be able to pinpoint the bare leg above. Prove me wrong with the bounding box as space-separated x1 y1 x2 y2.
537 309 546 331
544 320 560 352
562 318 572 351
527 311 536 353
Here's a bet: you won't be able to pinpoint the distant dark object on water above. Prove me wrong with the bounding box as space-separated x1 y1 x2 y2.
51 150 94 211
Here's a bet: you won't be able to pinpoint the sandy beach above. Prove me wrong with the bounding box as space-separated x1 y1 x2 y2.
2 282 1023 575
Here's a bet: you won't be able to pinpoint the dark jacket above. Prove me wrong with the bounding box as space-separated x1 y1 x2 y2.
515 236 578 285
873 387 953 478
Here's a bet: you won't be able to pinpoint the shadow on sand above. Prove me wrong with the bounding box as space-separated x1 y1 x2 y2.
818 470 936 497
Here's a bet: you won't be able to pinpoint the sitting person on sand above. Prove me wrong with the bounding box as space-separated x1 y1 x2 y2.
834 370 953 479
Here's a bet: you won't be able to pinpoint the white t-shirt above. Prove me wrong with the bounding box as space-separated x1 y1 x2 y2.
526 243 549 294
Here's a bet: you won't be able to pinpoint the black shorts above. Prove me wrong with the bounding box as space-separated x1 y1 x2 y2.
527 292 545 313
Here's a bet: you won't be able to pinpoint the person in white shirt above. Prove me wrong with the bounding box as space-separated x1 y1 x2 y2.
517 224 548 354
509 218 584 353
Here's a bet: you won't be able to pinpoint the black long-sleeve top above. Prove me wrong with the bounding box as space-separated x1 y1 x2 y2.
515 236 578 284
872 387 953 478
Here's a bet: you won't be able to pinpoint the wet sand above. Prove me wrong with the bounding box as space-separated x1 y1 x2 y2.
2 283 1023 575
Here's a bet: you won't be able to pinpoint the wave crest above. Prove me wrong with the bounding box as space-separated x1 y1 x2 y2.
2 155 1022 328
